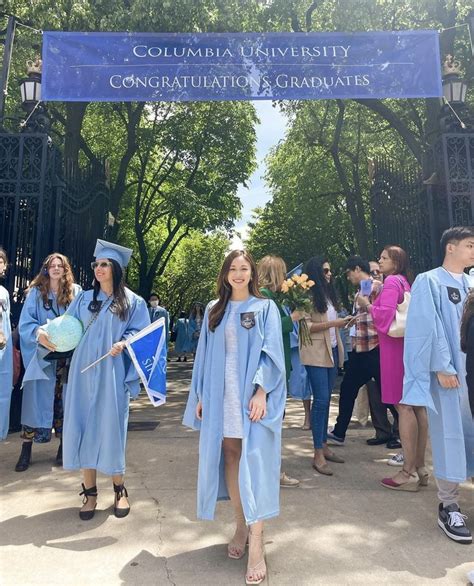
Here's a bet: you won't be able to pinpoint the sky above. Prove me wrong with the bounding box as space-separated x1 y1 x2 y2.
233 100 287 244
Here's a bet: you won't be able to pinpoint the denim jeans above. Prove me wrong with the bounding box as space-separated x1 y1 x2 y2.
305 347 339 449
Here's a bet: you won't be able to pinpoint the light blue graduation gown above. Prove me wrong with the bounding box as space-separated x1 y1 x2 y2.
19 284 81 429
174 318 191 353
188 317 202 353
63 288 150 476
287 316 311 400
0 285 13 440
402 267 474 482
183 296 286 524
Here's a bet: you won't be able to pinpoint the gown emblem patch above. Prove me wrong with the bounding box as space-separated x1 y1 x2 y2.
240 312 256 329
447 287 461 304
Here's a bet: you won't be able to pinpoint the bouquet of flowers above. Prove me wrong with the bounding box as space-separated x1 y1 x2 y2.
278 273 315 347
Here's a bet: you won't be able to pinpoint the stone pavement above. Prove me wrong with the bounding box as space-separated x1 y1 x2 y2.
1 362 473 585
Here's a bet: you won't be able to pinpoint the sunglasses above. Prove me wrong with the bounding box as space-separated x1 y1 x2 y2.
370 270 381 277
323 268 331 275
91 261 113 270
48 264 64 269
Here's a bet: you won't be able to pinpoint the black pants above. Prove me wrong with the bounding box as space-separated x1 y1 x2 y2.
333 348 398 440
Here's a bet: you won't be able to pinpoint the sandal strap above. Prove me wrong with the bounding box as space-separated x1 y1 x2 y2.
401 469 417 479
113 483 129 502
79 483 98 504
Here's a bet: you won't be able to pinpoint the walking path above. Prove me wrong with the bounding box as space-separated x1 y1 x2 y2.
1 363 473 585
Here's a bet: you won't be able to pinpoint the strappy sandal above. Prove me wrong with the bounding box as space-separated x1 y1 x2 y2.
245 529 266 585
113 483 130 518
227 526 249 559
79 483 98 520
417 466 430 487
381 469 419 492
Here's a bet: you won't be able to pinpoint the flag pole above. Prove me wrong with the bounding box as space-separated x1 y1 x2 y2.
80 351 111 374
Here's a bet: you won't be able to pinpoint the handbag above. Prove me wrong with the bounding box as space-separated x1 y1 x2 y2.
388 278 411 338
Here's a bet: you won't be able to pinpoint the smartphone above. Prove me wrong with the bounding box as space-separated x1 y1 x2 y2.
360 279 372 297
344 316 357 329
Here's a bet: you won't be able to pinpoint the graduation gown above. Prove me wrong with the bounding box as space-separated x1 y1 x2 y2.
174 318 191 353
19 284 81 430
183 296 286 524
0 285 13 440
287 314 311 400
402 267 474 482
63 288 150 476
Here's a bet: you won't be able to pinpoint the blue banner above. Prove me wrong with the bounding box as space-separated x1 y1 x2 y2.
42 31 441 102
126 317 167 407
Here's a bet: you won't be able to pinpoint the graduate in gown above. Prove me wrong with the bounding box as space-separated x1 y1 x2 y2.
188 302 204 354
257 254 301 488
403 227 474 545
16 253 80 471
173 311 191 361
183 250 286 586
0 248 13 441
62 240 150 520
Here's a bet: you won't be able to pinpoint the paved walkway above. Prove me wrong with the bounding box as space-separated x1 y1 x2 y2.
1 362 473 585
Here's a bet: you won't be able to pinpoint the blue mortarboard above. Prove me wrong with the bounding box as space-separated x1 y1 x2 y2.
286 263 303 278
93 239 132 268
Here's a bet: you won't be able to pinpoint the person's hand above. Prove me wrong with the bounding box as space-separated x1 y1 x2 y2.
37 330 57 352
196 401 203 420
437 373 459 389
290 310 304 321
110 341 126 356
371 280 382 293
356 295 370 308
333 316 353 328
249 387 267 422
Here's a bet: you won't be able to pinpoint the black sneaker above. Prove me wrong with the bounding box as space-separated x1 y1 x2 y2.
438 503 472 544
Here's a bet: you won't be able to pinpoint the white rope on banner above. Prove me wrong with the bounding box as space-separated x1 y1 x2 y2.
15 21 43 34
439 22 473 55
442 97 467 129
19 100 42 128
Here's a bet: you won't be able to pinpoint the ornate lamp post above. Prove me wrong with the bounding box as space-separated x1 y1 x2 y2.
18 58 50 133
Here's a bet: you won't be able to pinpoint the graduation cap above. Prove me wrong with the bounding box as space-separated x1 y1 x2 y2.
93 239 132 268
286 262 303 278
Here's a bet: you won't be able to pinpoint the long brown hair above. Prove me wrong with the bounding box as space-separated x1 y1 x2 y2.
29 253 75 308
460 290 474 352
208 250 262 332
382 245 414 284
257 255 287 293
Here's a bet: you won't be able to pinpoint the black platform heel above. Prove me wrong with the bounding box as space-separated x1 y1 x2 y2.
113 483 130 518
55 441 63 466
79 483 98 520
15 441 32 472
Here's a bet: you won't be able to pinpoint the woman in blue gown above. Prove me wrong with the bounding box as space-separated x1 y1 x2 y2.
16 253 80 471
62 240 149 521
173 311 191 361
183 250 286 586
188 302 204 355
0 248 13 441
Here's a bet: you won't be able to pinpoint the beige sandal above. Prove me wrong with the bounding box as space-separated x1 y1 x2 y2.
228 527 249 559
245 529 266 585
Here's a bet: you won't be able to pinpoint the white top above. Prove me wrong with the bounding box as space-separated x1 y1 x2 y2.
223 300 244 438
327 301 337 348
447 270 464 284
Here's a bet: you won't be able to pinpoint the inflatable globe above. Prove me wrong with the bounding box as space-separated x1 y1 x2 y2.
43 315 84 352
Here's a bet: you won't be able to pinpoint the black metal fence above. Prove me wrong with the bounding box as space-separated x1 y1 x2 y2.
0 132 109 312
371 132 474 274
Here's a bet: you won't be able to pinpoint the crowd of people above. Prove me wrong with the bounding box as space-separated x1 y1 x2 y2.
1 227 474 585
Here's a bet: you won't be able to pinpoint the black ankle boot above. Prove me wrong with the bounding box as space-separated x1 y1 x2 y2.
15 442 32 472
79 483 98 521
113 483 130 518
55 441 63 465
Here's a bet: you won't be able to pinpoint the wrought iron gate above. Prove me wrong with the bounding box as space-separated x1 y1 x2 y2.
0 132 109 304
371 132 474 274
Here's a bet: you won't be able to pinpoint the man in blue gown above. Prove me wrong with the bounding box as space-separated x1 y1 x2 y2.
403 226 474 544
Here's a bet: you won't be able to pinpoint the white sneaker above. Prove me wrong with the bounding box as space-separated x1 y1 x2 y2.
387 453 404 466
280 472 300 487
